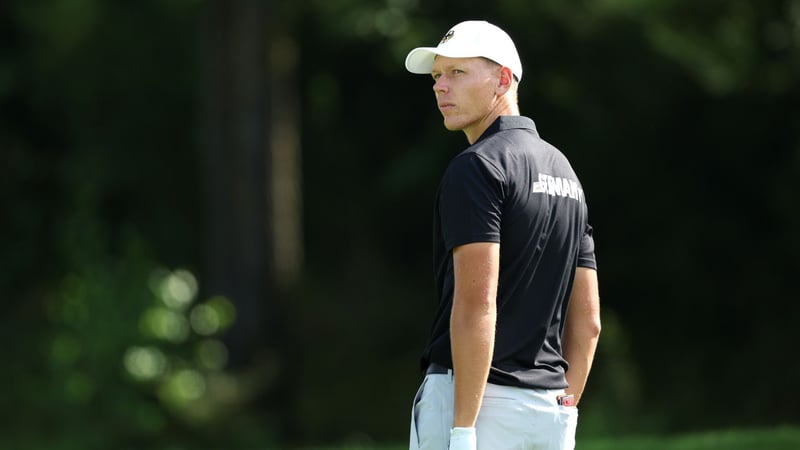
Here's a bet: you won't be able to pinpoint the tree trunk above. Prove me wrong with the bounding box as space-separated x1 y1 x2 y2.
198 0 302 426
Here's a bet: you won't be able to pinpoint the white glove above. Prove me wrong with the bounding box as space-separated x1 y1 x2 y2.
448 427 477 450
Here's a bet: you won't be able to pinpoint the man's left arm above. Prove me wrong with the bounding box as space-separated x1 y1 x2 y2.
450 242 499 428
562 267 601 404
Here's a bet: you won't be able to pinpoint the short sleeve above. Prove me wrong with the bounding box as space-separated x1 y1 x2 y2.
438 153 505 251
577 224 597 270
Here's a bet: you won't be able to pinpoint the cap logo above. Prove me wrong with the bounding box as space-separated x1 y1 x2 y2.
439 30 454 45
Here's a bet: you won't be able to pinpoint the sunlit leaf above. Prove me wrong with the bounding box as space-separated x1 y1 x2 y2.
124 346 168 381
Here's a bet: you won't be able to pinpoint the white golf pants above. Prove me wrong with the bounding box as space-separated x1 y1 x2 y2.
409 370 578 450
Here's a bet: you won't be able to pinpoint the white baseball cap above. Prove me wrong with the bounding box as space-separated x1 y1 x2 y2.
405 20 523 82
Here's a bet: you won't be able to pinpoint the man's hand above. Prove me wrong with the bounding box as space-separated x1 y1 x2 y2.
448 427 477 450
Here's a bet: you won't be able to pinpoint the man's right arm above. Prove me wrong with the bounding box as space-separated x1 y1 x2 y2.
562 267 601 404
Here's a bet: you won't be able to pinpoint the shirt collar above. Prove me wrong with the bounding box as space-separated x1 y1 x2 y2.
475 115 539 143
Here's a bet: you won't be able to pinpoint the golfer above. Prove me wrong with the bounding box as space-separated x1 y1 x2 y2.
404 20 601 450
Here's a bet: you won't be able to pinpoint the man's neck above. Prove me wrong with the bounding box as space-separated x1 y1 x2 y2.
464 103 520 144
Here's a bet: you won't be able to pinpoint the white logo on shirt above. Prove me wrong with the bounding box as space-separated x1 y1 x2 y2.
532 173 584 203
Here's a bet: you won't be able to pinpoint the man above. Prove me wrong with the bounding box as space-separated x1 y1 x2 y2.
404 21 601 450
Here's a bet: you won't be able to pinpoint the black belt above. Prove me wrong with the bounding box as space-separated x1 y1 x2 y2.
425 362 450 375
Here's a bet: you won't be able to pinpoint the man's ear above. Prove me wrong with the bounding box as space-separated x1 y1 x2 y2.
497 66 514 94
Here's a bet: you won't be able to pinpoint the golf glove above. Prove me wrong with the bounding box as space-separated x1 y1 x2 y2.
448 427 476 450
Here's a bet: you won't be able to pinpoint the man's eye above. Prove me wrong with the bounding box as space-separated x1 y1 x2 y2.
453 69 464 74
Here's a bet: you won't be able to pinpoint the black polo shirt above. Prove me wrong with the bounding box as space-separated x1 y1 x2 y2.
422 115 597 389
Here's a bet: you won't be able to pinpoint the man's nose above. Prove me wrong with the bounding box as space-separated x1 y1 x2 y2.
433 78 448 94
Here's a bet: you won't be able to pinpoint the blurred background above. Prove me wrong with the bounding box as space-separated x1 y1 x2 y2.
1 0 799 449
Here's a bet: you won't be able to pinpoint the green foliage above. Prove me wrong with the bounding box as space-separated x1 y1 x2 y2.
581 426 800 450
0 1 273 448
0 225 273 449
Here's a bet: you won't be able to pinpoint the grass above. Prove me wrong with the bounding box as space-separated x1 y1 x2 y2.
578 426 800 450
304 425 800 450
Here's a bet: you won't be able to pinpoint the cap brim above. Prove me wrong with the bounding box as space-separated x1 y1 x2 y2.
405 47 438 74
405 46 489 75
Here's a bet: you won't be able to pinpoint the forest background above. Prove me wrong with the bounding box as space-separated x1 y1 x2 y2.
1 0 799 448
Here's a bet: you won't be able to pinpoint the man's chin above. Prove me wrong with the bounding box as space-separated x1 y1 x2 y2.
443 119 463 132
